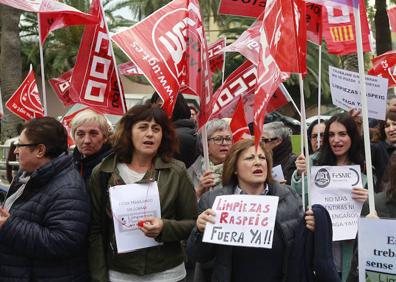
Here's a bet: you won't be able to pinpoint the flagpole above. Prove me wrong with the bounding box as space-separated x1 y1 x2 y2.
100 0 127 114
317 43 322 149
353 0 376 215
201 126 210 171
37 15 48 116
221 37 227 84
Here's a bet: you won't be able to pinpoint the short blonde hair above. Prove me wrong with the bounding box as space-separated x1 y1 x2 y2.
70 109 112 139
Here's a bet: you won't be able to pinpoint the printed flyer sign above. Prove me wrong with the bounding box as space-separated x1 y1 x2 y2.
203 195 279 248
272 165 285 182
358 218 396 282
109 182 162 253
329 66 388 120
310 165 364 241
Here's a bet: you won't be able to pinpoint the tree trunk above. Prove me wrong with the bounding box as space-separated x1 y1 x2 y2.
374 0 392 55
0 6 23 142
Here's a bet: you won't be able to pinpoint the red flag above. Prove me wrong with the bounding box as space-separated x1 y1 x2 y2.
49 69 75 106
322 0 370 55
306 3 323 45
230 97 251 143
70 0 125 115
5 67 44 120
208 38 226 73
0 0 99 43
218 0 266 18
368 51 396 88
118 62 144 77
387 7 396 32
112 0 212 127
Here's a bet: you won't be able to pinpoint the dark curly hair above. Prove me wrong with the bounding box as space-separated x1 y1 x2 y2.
111 104 178 163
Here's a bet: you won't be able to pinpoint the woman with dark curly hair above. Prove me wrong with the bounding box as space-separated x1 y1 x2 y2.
88 104 197 282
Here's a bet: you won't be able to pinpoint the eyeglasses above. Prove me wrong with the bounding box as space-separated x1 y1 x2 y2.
311 133 324 139
15 143 39 148
208 136 232 145
261 137 278 143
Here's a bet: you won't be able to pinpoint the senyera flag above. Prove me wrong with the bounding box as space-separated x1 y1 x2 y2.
208 38 226 73
306 3 323 45
321 0 370 55
218 0 266 18
0 0 99 43
230 97 251 143
49 69 75 106
70 0 125 116
118 61 144 77
112 0 212 127
368 51 396 88
387 7 396 32
5 66 44 120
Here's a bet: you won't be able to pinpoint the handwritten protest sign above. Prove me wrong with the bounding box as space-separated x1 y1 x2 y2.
358 218 396 282
329 66 388 120
203 195 279 248
109 182 162 253
272 165 285 182
310 165 364 241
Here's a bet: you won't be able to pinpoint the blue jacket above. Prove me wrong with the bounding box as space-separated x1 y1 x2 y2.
0 154 91 281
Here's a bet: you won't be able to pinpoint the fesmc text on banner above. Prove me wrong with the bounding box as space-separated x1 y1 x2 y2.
310 165 364 241
112 0 212 127
203 195 279 248
322 0 370 55
70 0 124 115
358 218 396 282
368 51 396 88
218 0 265 18
5 68 44 121
49 69 75 107
329 66 388 120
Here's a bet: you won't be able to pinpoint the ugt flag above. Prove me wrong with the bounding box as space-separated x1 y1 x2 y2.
368 51 396 88
112 0 212 127
70 0 125 115
5 66 44 120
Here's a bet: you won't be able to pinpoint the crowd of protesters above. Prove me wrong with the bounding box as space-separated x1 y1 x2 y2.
0 94 395 282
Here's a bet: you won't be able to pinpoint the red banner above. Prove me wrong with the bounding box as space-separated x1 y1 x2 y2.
322 0 370 55
118 61 144 77
5 67 44 120
387 7 396 32
218 0 266 18
208 38 226 73
70 0 124 115
368 51 396 88
112 0 212 127
230 97 251 143
306 3 323 45
49 69 75 106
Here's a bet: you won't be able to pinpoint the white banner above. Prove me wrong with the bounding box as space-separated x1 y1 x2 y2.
203 195 279 248
358 218 396 282
310 165 364 241
109 182 162 253
329 66 388 120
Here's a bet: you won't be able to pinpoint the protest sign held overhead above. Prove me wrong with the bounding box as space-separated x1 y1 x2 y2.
203 195 279 248
49 69 75 106
368 51 396 88
70 0 125 116
358 218 396 282
5 66 44 121
329 66 388 120
218 0 266 18
112 0 212 127
310 165 364 241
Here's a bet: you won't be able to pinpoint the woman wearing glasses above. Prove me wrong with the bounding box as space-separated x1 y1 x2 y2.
188 119 232 200
0 117 91 281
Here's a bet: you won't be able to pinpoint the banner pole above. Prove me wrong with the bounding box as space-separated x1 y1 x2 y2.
201 126 210 171
37 16 48 116
353 0 376 215
221 37 227 84
100 0 127 114
317 43 322 149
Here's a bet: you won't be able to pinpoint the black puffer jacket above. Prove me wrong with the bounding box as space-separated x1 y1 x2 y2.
0 154 91 282
173 119 198 168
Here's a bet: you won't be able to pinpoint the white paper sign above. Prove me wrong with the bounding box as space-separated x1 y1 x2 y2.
329 66 388 120
358 218 396 282
272 165 285 182
109 182 162 253
310 165 364 241
203 195 279 248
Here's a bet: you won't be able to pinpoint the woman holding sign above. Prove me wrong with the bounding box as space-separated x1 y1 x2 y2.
291 112 369 281
88 104 197 282
187 139 315 281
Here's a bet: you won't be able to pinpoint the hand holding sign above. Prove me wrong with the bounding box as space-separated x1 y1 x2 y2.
138 216 164 238
197 209 216 232
351 187 368 203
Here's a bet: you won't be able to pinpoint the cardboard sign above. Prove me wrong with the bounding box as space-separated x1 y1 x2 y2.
218 0 266 18
358 218 396 282
310 165 364 241
203 195 279 248
329 66 388 120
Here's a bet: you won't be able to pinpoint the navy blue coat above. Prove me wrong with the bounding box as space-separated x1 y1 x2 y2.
0 154 91 281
